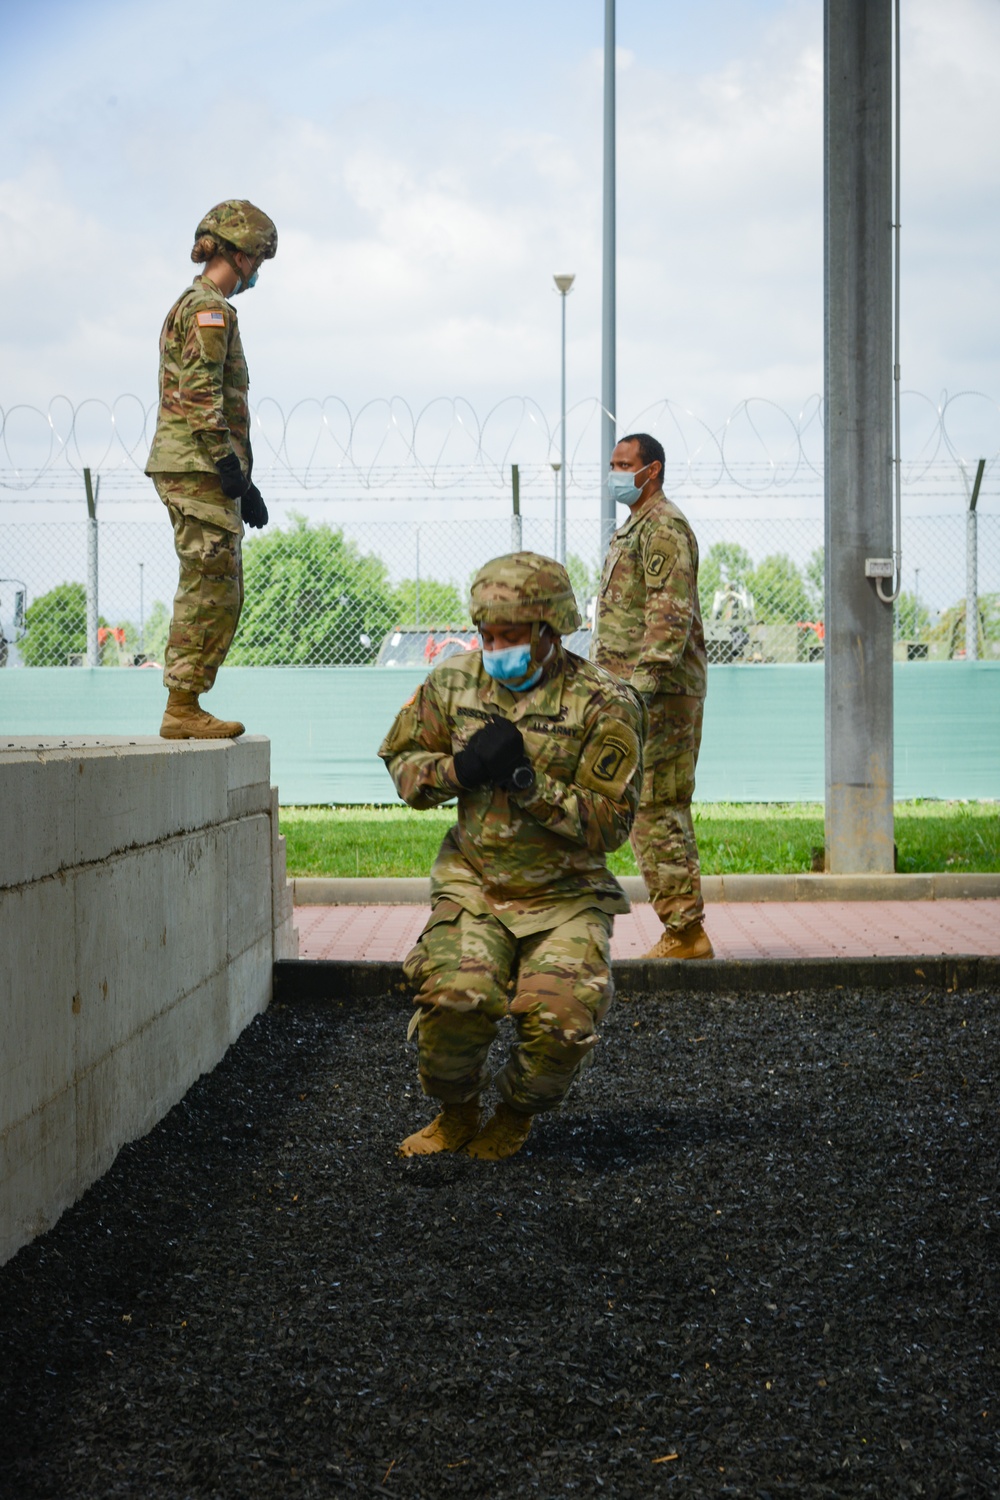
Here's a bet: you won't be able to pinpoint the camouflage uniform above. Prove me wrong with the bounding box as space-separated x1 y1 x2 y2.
380 554 645 1115
145 201 276 694
593 490 708 934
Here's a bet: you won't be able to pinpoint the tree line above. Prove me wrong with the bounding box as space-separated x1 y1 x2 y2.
14 518 999 666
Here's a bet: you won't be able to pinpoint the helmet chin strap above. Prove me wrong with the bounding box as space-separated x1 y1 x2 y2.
509 622 556 689
220 245 259 295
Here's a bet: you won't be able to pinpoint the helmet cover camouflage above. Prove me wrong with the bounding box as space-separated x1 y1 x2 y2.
469 552 582 635
195 200 278 261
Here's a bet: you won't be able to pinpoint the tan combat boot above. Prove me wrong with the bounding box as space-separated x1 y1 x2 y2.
160 689 245 740
398 1100 482 1158
643 922 715 960
464 1101 533 1161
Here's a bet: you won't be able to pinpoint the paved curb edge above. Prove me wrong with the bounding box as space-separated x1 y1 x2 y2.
292 873 1000 906
274 955 1000 1002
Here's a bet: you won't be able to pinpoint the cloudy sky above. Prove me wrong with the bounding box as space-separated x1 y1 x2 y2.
1 0 999 449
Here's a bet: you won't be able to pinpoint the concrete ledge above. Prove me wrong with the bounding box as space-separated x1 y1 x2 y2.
1 736 297 1267
291 872 1000 905
274 954 1000 1004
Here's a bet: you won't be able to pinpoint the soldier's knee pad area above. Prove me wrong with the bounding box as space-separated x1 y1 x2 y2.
510 979 597 1046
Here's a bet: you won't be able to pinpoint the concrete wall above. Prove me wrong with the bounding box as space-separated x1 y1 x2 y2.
0 735 297 1267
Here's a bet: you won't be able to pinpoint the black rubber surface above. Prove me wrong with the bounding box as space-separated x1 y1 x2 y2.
2 984 998 1498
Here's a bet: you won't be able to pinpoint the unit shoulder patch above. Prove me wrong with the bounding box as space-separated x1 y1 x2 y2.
575 718 641 800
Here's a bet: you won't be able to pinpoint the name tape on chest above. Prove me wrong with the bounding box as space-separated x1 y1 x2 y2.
575 719 641 800
196 310 226 329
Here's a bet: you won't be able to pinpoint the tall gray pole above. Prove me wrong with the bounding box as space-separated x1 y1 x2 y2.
554 275 575 564
560 288 568 564
824 0 895 873
600 0 617 556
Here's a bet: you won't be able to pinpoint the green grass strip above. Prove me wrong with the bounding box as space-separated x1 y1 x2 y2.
279 800 999 879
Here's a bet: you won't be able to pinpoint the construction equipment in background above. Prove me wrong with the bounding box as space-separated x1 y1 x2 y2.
704 584 825 664
0 580 27 668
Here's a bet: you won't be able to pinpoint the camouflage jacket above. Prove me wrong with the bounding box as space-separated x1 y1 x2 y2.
379 648 646 936
592 490 707 698
145 276 249 475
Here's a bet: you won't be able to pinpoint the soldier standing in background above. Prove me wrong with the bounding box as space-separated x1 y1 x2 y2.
380 554 645 1161
145 200 276 739
593 433 713 960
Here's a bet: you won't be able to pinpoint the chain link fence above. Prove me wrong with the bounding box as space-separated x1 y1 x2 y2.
2 394 998 668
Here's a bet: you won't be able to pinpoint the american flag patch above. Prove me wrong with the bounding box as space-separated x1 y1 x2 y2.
196 310 226 328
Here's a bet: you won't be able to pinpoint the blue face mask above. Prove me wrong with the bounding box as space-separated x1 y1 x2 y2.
482 642 542 692
233 268 258 295
607 463 650 505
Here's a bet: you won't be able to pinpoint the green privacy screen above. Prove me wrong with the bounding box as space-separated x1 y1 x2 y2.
1 664 997 804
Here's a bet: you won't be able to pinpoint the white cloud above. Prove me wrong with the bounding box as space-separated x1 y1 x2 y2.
0 0 998 447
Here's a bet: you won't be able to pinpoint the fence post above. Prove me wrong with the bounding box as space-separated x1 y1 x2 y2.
414 526 421 629
965 458 984 661
511 464 522 552
84 468 99 668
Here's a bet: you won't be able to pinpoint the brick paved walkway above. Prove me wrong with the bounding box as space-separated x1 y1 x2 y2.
295 899 1000 963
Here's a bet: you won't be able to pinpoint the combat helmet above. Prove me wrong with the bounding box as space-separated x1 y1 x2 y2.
469 552 582 635
194 200 278 263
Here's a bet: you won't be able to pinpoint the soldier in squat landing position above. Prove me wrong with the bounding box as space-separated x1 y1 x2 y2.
145 199 277 740
379 553 646 1161
593 432 713 960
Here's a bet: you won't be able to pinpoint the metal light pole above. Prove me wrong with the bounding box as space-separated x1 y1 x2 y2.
550 463 561 557
823 0 895 874
553 273 575 565
601 0 617 557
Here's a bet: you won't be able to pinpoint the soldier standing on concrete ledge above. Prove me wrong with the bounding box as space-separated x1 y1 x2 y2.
593 433 713 960
145 200 277 740
379 554 645 1161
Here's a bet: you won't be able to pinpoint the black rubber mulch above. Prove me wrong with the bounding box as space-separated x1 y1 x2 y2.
1 985 998 1499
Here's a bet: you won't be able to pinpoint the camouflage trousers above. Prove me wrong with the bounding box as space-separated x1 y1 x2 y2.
153 474 244 695
631 692 705 934
403 901 615 1114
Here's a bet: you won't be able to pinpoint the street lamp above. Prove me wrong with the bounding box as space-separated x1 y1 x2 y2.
553 273 575 564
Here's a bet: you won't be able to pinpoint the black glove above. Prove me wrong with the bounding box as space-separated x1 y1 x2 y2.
241 482 268 529
453 715 525 789
215 452 247 500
